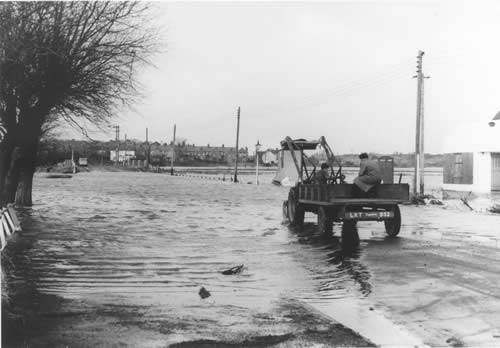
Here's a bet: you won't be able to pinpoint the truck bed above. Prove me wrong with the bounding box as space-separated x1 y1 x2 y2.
297 183 409 206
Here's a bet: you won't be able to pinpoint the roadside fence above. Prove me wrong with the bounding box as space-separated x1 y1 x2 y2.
0 204 22 251
173 172 254 184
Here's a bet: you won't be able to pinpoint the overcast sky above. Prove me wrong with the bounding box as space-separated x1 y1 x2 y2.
64 1 500 154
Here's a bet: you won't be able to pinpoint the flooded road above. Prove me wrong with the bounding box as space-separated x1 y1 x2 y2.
2 171 500 347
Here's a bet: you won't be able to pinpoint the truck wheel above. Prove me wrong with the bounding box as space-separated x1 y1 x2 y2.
282 201 289 220
288 190 304 226
384 205 401 237
317 206 333 235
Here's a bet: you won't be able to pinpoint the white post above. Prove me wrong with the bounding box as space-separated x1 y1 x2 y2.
71 149 76 174
170 124 176 175
256 152 259 185
255 140 261 185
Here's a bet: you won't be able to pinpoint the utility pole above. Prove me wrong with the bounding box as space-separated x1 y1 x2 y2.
170 124 176 175
413 51 429 197
419 73 429 195
234 107 241 183
112 125 120 166
146 128 150 168
71 148 76 174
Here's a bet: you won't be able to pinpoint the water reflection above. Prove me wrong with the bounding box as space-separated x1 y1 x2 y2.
287 221 371 299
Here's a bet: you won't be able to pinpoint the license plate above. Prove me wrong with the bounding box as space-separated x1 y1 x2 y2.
344 211 394 220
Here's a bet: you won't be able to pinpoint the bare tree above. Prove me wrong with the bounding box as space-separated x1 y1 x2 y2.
0 1 158 205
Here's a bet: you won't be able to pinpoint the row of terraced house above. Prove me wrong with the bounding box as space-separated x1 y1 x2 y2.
111 142 251 166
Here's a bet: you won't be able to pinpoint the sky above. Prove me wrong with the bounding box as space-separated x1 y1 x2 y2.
62 1 500 155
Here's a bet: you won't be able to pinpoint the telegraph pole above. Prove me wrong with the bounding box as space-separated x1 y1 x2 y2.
419 73 429 195
413 51 425 197
413 51 429 197
146 128 150 168
234 107 241 183
170 124 176 175
112 125 120 166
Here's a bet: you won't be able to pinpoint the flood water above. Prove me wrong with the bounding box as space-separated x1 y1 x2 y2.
3 169 499 346
4 171 380 346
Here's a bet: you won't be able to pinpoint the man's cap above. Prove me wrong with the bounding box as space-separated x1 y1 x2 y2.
359 153 369 159
320 162 329 169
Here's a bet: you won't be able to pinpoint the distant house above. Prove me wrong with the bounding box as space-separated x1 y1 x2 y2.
442 118 500 194
261 149 279 166
175 144 248 164
110 150 136 163
78 158 88 166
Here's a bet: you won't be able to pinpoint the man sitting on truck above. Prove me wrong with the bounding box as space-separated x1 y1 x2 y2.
353 153 381 197
313 162 330 184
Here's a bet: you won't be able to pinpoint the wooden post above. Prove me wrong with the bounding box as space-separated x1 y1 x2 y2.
112 125 119 166
234 107 241 183
255 140 261 185
413 51 424 197
419 76 425 195
256 153 259 185
146 128 150 169
170 124 176 176
71 149 76 174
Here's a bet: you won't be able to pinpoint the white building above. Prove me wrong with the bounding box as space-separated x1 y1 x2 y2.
110 150 136 163
261 149 279 165
442 118 500 194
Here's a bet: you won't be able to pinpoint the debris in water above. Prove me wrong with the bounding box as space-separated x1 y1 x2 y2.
222 264 244 275
446 336 464 347
46 174 73 179
460 197 473 211
428 199 444 205
198 287 211 299
489 203 500 214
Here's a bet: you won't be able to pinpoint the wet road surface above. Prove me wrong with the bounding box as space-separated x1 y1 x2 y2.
2 171 500 347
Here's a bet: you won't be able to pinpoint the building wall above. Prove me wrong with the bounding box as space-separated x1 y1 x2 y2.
443 152 473 185
442 152 492 193
473 152 492 192
262 151 278 165
110 150 136 162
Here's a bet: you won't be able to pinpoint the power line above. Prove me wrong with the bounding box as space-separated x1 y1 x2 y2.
251 66 412 117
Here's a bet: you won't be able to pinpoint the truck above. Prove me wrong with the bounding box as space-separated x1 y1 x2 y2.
279 136 410 241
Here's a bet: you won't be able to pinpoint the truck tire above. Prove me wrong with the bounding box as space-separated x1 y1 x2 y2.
384 205 401 237
288 190 304 226
317 206 333 235
282 201 289 220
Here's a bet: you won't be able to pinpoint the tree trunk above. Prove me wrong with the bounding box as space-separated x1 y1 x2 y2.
14 141 39 207
15 167 34 206
0 145 14 206
3 146 22 204
0 93 18 206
